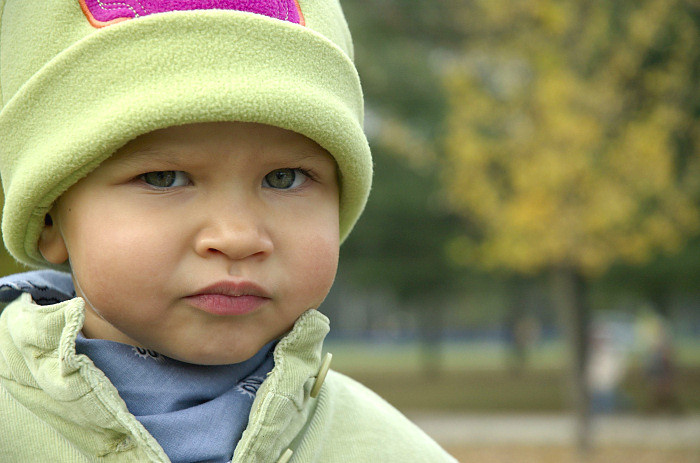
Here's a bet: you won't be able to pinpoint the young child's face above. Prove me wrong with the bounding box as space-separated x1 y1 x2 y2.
41 122 340 365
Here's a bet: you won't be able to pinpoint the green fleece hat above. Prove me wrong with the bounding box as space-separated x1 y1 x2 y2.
0 0 371 268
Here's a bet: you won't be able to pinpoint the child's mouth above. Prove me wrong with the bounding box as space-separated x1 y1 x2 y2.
185 281 271 316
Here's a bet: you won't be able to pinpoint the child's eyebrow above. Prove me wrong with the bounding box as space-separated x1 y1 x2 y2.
114 146 191 168
284 151 334 164
278 146 335 164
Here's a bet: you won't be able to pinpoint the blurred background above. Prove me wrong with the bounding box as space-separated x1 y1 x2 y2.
329 0 700 461
2 0 699 462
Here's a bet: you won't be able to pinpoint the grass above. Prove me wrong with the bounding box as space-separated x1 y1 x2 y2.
324 339 700 413
337 367 568 412
326 340 566 372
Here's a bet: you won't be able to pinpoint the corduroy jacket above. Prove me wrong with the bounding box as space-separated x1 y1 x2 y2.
0 294 457 462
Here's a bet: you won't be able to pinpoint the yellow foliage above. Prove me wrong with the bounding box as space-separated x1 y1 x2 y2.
442 0 699 276
376 116 436 169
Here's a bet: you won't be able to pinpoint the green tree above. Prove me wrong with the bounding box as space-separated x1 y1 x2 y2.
442 0 700 451
336 0 476 372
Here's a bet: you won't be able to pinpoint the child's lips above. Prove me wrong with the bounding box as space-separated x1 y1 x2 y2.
185 281 271 316
185 294 269 316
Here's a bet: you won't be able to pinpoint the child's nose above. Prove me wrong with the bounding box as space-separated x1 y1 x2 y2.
193 205 274 261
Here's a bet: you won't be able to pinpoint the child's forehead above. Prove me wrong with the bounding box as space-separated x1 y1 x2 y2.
108 122 335 166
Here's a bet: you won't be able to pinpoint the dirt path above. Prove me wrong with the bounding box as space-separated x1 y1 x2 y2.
407 412 700 461
444 445 700 463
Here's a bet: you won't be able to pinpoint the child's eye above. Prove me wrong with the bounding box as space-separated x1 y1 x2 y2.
263 168 309 190
140 171 190 188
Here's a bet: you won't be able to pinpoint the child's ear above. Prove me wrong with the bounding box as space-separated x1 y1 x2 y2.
38 213 69 265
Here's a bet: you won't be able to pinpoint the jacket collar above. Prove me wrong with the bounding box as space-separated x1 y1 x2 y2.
0 293 330 461
234 309 330 462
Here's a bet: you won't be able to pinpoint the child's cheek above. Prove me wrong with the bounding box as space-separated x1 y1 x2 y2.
298 233 340 306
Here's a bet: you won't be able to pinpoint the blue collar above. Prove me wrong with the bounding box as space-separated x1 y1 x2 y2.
0 269 76 305
76 336 275 463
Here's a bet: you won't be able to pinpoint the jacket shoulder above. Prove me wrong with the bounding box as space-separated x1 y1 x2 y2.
296 370 457 462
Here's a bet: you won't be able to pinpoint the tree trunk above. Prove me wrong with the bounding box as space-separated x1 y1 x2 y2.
417 305 444 377
551 267 592 455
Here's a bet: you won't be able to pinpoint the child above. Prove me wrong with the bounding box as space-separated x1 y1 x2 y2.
0 1 457 462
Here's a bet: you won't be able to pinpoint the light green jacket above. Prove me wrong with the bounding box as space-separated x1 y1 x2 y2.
0 294 456 462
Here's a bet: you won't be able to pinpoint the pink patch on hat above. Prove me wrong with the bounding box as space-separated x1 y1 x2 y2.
79 0 305 28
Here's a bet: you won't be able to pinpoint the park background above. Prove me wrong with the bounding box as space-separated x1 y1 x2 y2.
1 0 699 462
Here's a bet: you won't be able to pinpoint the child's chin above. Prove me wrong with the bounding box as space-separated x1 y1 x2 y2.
168 345 263 366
